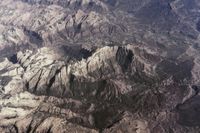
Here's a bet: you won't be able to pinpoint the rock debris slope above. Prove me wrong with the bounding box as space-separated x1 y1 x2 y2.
0 0 200 133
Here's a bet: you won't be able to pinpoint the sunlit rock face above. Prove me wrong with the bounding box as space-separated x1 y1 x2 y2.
1 0 200 133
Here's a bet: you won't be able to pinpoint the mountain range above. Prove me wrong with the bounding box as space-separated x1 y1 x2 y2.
0 0 200 132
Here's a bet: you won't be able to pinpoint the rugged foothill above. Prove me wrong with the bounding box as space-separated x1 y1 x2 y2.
1 0 200 133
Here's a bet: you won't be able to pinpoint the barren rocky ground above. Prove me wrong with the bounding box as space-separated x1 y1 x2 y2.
0 0 200 133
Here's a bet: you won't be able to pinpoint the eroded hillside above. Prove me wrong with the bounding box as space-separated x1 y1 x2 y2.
1 0 200 133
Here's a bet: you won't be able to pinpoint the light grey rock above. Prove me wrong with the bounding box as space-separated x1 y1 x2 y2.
1 0 200 133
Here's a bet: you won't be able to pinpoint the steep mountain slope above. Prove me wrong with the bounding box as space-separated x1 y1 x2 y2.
1 0 200 133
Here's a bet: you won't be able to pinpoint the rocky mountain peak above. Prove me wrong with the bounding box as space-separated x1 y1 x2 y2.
1 0 200 132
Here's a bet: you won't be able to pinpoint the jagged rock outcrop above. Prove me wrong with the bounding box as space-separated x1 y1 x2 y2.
0 44 200 132
1 0 200 132
0 0 199 59
0 46 151 132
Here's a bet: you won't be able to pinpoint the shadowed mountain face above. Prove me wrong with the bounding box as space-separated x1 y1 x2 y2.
0 0 200 133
